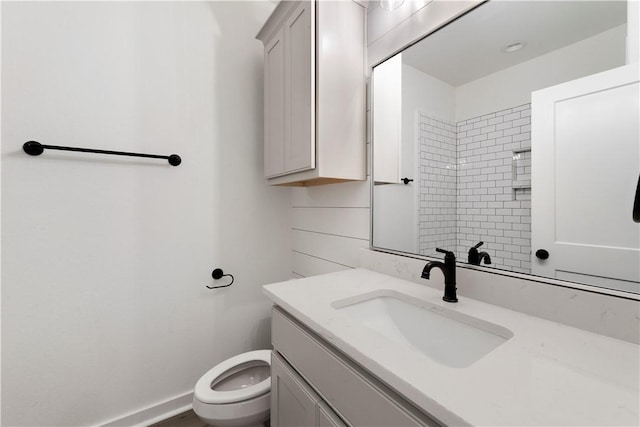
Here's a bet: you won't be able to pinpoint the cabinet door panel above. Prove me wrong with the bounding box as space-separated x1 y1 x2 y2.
284 1 315 174
317 0 365 179
317 402 347 427
264 28 286 178
372 53 402 184
271 351 320 427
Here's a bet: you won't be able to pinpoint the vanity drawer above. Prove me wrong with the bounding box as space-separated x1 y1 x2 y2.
272 307 440 427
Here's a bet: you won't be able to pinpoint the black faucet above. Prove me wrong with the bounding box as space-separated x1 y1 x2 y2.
468 241 492 266
421 248 457 303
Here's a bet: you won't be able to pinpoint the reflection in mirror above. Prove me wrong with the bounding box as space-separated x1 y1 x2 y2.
372 0 640 294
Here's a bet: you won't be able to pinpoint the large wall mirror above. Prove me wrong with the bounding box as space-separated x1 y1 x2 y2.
371 0 640 295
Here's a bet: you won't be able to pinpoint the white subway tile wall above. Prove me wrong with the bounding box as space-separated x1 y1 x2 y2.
417 104 532 274
457 104 532 273
417 113 457 255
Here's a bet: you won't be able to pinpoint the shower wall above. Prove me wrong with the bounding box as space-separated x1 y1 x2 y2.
417 112 457 255
456 104 532 274
417 104 532 273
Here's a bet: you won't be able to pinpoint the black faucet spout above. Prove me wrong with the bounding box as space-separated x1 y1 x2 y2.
478 251 492 265
468 241 492 265
421 248 458 303
421 261 444 279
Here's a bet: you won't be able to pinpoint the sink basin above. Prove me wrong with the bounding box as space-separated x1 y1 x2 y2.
333 291 513 368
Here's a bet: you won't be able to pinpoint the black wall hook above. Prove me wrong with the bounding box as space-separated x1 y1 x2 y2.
206 268 234 289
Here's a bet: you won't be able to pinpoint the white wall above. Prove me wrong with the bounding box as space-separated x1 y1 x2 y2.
1 2 291 426
455 25 627 122
403 64 456 123
627 0 639 63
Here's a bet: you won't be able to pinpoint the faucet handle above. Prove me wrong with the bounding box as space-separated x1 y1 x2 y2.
435 248 455 258
472 241 484 249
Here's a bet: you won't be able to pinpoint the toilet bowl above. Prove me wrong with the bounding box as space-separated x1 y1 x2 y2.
193 350 271 427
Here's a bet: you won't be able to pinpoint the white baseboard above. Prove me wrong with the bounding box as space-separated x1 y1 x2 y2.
99 392 193 427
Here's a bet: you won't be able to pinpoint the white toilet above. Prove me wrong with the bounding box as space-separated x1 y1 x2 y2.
193 350 272 427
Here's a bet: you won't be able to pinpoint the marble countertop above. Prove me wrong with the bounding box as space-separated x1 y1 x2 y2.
263 268 639 426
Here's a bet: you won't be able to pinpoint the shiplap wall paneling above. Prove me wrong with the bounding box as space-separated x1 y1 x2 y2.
293 229 368 268
291 202 371 277
293 251 352 277
292 207 370 239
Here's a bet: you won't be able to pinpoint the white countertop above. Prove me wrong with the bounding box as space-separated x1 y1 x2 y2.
263 268 640 426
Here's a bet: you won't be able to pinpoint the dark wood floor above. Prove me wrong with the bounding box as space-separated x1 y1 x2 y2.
150 410 210 427
150 409 269 427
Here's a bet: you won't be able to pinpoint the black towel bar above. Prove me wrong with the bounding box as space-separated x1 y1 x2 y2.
23 140 181 166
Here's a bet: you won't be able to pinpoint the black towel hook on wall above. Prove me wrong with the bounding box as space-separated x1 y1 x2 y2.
633 174 640 223
206 268 234 289
23 141 181 166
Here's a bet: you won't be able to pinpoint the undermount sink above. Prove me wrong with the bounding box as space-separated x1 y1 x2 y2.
333 291 513 368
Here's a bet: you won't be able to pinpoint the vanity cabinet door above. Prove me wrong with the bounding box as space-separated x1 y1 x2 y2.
261 1 315 179
317 402 347 427
271 351 321 427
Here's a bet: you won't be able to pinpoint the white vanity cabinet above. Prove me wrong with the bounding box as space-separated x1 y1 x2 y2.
270 307 441 427
256 1 366 187
271 352 346 427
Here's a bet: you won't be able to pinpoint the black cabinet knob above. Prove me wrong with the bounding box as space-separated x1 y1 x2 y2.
535 249 549 260
401 177 413 185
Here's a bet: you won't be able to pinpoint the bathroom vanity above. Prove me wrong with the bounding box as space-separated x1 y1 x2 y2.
264 268 639 426
270 307 438 427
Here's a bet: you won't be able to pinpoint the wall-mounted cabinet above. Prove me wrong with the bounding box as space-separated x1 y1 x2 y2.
256 0 366 187
372 53 402 184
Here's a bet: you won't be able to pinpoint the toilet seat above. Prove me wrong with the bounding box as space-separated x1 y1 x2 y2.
195 350 271 404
